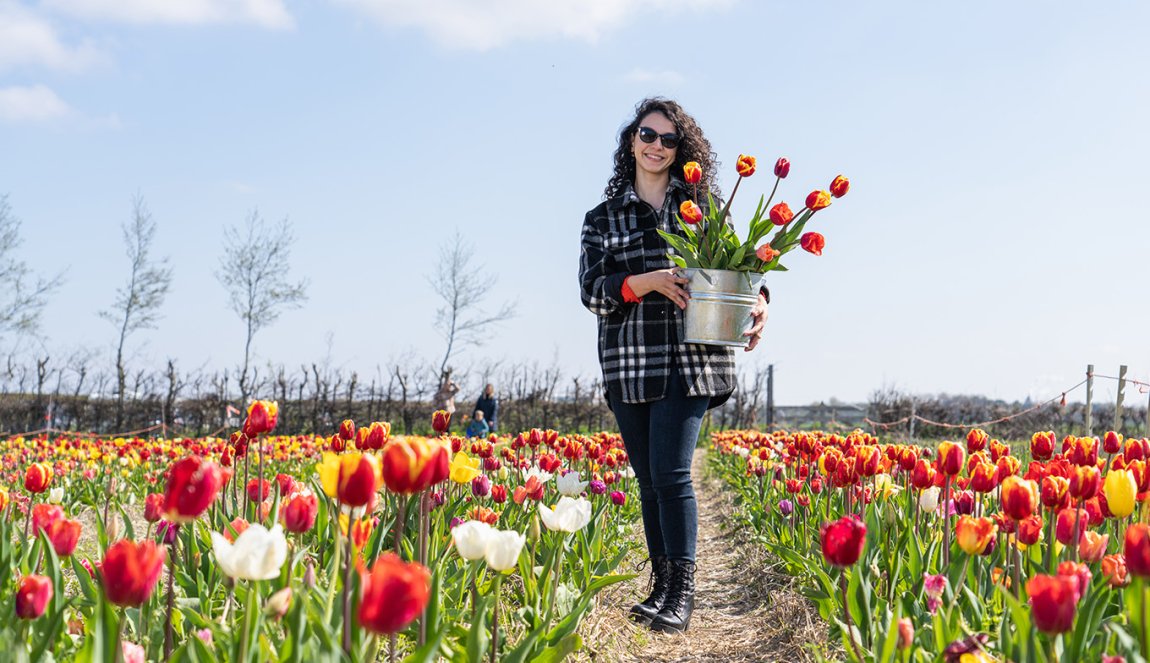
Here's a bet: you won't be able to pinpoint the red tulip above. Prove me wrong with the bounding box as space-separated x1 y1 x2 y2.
1026 573 1080 633
16 575 53 619
911 458 936 489
937 442 965 476
800 232 825 256
1017 515 1043 545
431 410 451 434
1069 465 1101 500
246 478 271 503
357 554 431 635
1031 431 1056 461
966 429 988 453
1125 523 1150 577
773 157 790 178
163 456 224 523
674 200 702 225
318 452 382 507
969 461 998 493
242 399 279 437
820 516 867 566
1040 475 1070 511
805 190 831 211
47 518 81 557
280 492 319 534
829 175 850 198
1055 508 1084 546
491 485 508 504
1000 476 1038 520
736 154 756 177
361 421 391 451
24 462 53 494
683 161 702 184
339 419 356 442
32 503 63 535
381 438 450 495
1104 431 1123 454
274 473 296 496
144 493 165 523
101 539 166 607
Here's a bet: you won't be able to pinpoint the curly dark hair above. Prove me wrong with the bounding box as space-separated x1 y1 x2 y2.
603 97 721 201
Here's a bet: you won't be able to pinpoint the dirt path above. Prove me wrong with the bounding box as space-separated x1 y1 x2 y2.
578 449 830 662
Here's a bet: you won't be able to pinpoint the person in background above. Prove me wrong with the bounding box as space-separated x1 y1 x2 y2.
432 369 460 431
465 409 490 438
475 383 499 433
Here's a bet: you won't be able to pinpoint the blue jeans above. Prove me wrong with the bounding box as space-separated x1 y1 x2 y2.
609 368 708 562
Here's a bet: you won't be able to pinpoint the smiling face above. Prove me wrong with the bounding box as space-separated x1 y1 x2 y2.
631 111 678 178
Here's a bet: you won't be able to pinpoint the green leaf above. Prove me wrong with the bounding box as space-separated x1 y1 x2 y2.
528 634 583 663
465 596 491 663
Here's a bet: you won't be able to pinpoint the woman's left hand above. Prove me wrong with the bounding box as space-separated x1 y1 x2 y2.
743 293 768 352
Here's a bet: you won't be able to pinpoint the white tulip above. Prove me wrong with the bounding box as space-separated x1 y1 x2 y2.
48 487 64 504
484 529 526 571
538 497 592 533
919 486 941 513
452 521 494 561
556 472 588 497
524 466 553 484
211 524 288 581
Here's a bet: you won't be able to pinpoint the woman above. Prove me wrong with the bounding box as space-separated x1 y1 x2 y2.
475 383 499 433
578 98 768 634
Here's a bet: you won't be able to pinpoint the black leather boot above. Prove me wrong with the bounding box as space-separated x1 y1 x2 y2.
649 559 696 634
628 556 671 626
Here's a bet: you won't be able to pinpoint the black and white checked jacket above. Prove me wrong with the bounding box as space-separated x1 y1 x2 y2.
579 178 767 408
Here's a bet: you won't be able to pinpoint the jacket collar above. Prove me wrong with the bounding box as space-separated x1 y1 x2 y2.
608 176 688 211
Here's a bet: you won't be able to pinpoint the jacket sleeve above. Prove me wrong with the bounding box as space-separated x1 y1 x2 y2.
578 211 629 316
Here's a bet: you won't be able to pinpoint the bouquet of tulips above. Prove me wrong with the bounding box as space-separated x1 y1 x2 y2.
657 156 849 272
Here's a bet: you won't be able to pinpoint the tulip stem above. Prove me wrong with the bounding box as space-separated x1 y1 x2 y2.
394 497 406 556
115 607 126 663
23 493 35 541
164 524 179 659
342 521 354 655
839 571 865 663
1043 510 1055 572
1142 579 1149 662
418 490 429 645
490 574 504 663
942 476 951 569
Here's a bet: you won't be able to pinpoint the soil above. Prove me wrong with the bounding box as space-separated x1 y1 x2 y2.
577 449 832 662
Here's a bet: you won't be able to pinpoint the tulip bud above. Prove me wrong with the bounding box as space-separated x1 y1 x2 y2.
431 410 451 434
736 154 756 177
682 161 702 184
529 514 542 543
679 200 703 224
264 587 292 620
773 157 790 178
805 190 832 211
339 419 356 441
144 493 165 523
897 618 914 650
24 462 53 494
755 244 780 263
304 559 317 589
609 490 627 506
829 174 850 198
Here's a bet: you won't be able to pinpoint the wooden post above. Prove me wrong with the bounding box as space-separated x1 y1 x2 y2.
765 364 775 431
1084 364 1094 437
909 397 917 443
1115 365 1127 433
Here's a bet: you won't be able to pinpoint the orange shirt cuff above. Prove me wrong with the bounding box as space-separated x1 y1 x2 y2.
621 275 642 303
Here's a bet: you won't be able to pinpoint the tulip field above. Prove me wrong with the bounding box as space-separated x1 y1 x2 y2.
0 403 639 662
710 428 1150 662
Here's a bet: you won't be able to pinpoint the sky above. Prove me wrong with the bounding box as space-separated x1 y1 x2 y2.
1 0 1148 407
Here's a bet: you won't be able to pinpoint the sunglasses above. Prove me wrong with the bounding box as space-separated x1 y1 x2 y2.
637 126 680 149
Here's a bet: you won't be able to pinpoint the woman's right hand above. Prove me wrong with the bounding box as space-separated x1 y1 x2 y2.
629 269 690 309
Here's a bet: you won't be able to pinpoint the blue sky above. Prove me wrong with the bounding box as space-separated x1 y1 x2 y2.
2 0 1148 406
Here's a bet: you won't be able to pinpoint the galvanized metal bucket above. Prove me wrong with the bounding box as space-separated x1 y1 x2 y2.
681 268 764 347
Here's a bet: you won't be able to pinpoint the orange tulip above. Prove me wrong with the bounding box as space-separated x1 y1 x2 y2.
1030 431 1056 460
1078 531 1108 562
966 429 988 453
101 539 166 607
1102 553 1129 587
955 515 997 555
1040 475 1070 510
969 461 998 493
736 154 756 177
679 200 703 224
769 202 793 226
755 244 779 262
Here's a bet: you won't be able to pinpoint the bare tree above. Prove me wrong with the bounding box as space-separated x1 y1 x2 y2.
0 195 62 341
100 196 173 429
216 210 308 405
429 231 517 376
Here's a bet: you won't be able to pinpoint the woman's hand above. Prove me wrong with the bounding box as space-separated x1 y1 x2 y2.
629 269 690 309
744 293 768 352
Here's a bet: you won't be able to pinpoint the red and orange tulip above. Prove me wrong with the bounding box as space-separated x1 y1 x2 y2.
357 554 431 635
163 456 224 523
101 539 166 607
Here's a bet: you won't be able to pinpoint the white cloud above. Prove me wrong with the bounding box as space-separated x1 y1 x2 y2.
333 0 735 50
0 1 105 71
42 0 294 30
0 84 73 123
623 68 685 87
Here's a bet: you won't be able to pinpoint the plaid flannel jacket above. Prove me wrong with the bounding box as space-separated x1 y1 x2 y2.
579 178 763 408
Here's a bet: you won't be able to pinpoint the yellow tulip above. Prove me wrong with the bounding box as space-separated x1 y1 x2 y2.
449 452 481 484
1104 469 1137 518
